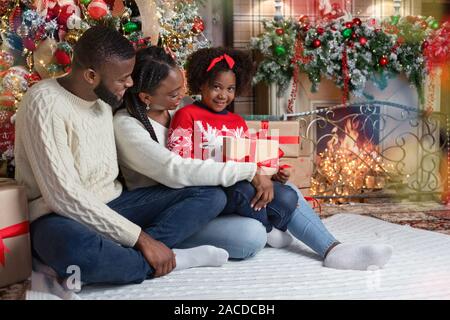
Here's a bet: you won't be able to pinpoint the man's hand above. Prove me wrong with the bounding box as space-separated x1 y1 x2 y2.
134 231 176 277
272 167 291 184
250 173 274 210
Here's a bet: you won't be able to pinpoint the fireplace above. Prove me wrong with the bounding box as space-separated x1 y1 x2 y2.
284 101 448 203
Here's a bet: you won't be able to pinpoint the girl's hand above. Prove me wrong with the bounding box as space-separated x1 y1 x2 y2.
250 173 274 210
272 168 291 184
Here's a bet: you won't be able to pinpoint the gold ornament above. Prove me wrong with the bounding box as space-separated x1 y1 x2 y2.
65 29 83 45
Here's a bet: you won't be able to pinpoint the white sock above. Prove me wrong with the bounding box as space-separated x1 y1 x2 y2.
323 243 393 271
267 228 293 248
173 245 229 271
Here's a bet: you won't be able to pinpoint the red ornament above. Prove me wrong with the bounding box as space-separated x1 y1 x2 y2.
302 25 310 32
352 18 362 26
317 27 325 35
351 32 357 39
312 39 321 48
344 21 353 29
379 56 389 67
88 0 109 20
275 28 284 36
57 3 80 26
359 36 367 46
192 17 204 33
422 40 429 50
23 37 36 51
298 15 309 25
54 49 71 66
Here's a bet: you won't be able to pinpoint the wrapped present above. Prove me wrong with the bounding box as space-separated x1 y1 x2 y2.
223 137 280 176
246 120 301 157
0 179 31 288
279 157 313 189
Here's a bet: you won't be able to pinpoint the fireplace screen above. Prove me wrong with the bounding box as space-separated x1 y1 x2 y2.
284 101 448 203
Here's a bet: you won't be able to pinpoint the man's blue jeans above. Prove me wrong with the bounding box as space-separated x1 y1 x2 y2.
31 185 266 285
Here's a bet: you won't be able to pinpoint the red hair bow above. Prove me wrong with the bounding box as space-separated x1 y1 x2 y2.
206 54 235 72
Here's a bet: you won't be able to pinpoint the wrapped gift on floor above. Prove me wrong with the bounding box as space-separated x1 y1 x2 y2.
223 137 280 176
279 157 313 189
246 120 301 157
0 179 31 288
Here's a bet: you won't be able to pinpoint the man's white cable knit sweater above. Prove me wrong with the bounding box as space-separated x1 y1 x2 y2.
14 79 141 247
113 109 257 190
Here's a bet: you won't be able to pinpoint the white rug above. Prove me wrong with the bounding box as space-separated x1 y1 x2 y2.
77 214 450 300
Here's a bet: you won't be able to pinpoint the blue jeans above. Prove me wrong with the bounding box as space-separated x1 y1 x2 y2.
222 181 299 232
285 182 338 258
30 185 266 285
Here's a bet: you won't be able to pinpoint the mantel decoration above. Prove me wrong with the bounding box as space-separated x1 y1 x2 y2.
250 2 450 112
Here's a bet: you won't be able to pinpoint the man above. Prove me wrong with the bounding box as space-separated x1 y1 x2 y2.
14 26 230 285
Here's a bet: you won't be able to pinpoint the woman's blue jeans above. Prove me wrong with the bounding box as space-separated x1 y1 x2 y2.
285 182 338 258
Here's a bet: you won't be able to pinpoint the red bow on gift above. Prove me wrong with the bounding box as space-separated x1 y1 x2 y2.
206 54 235 72
250 121 300 145
0 221 29 267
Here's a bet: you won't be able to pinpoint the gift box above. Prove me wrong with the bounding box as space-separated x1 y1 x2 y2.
279 157 313 189
246 120 301 157
0 179 31 288
223 137 280 176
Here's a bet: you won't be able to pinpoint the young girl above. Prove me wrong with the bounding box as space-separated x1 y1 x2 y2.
115 46 393 271
167 47 299 244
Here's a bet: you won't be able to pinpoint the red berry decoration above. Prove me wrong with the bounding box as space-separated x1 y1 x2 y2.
54 49 71 66
302 25 310 32
359 36 367 45
317 27 325 35
344 21 353 29
351 32 357 39
312 39 321 48
379 56 388 67
422 40 429 50
352 18 362 26
275 28 284 36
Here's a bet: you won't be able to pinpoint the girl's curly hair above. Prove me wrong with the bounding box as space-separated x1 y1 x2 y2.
185 47 254 96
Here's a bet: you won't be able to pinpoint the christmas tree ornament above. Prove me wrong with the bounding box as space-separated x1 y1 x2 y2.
123 21 138 33
16 23 29 38
64 29 83 45
192 16 204 33
80 0 92 6
58 1 81 26
429 20 439 30
421 40 429 50
344 22 353 29
352 18 362 26
66 14 82 29
342 28 352 38
54 49 71 66
33 37 58 79
274 45 286 56
87 0 109 20
379 56 388 66
317 27 324 35
275 28 284 36
359 36 367 46
0 0 9 16
391 15 400 25
23 37 36 51
312 39 321 48
351 32 357 39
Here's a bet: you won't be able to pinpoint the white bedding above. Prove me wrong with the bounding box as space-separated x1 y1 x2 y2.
73 214 450 299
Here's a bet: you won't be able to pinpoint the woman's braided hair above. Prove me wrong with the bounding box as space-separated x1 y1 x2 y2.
121 46 177 143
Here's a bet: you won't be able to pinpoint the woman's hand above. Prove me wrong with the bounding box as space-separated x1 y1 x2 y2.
272 167 291 184
135 231 176 277
250 173 274 210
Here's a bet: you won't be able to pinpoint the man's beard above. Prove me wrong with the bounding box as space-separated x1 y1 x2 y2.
94 80 122 109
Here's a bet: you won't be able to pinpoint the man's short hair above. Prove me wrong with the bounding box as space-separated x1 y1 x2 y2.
73 25 135 70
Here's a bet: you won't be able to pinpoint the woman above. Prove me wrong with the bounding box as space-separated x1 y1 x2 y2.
114 46 393 270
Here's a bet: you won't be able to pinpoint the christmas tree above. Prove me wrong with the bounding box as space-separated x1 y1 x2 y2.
0 0 210 177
